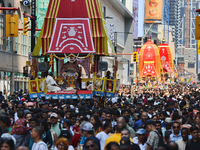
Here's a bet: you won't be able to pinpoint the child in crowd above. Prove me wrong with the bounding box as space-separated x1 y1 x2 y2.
10 109 31 135
71 119 81 147
73 119 80 135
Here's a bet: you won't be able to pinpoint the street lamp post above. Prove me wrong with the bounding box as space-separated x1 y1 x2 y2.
31 0 36 52
113 32 117 78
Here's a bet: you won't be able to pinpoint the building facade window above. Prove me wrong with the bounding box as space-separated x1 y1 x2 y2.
15 17 21 54
15 36 19 54
21 34 27 55
121 0 126 6
6 37 11 52
188 63 195 68
29 35 31 53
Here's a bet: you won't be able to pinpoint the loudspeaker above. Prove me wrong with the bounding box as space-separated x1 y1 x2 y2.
38 62 47 72
98 61 108 71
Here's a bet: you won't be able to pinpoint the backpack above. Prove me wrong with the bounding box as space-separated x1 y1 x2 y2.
154 130 165 147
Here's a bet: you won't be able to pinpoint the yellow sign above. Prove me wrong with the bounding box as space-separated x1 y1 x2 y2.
145 0 163 20
6 14 18 37
132 52 138 62
198 40 200 54
196 16 200 40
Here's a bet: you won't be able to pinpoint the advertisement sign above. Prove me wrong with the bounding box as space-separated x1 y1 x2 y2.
145 0 163 20
133 0 138 39
133 0 144 38
198 40 200 55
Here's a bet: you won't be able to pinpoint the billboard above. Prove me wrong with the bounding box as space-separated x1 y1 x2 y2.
133 0 138 39
133 0 144 38
145 0 163 20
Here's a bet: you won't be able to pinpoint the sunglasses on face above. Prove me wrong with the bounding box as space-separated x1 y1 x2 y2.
85 144 95 150
173 126 180 129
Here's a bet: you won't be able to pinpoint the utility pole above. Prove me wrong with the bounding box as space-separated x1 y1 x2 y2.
113 32 117 78
31 0 36 52
10 10 14 95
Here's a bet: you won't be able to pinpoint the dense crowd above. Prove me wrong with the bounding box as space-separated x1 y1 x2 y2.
0 84 200 150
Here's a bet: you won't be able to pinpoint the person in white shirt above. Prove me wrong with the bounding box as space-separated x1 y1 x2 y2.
133 128 147 150
154 97 160 106
176 128 189 150
46 72 61 92
96 121 112 150
31 126 48 150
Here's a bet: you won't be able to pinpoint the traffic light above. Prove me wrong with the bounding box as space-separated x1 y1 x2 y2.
196 16 200 40
132 52 138 62
23 66 28 77
6 14 18 37
23 18 29 35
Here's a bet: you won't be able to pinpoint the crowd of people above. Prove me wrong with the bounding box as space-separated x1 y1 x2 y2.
0 84 199 150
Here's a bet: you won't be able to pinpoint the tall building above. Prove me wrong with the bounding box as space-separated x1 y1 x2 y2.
180 0 197 75
101 0 134 84
0 0 30 94
166 0 197 76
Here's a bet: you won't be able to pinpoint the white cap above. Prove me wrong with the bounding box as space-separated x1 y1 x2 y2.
82 122 93 131
50 113 58 118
